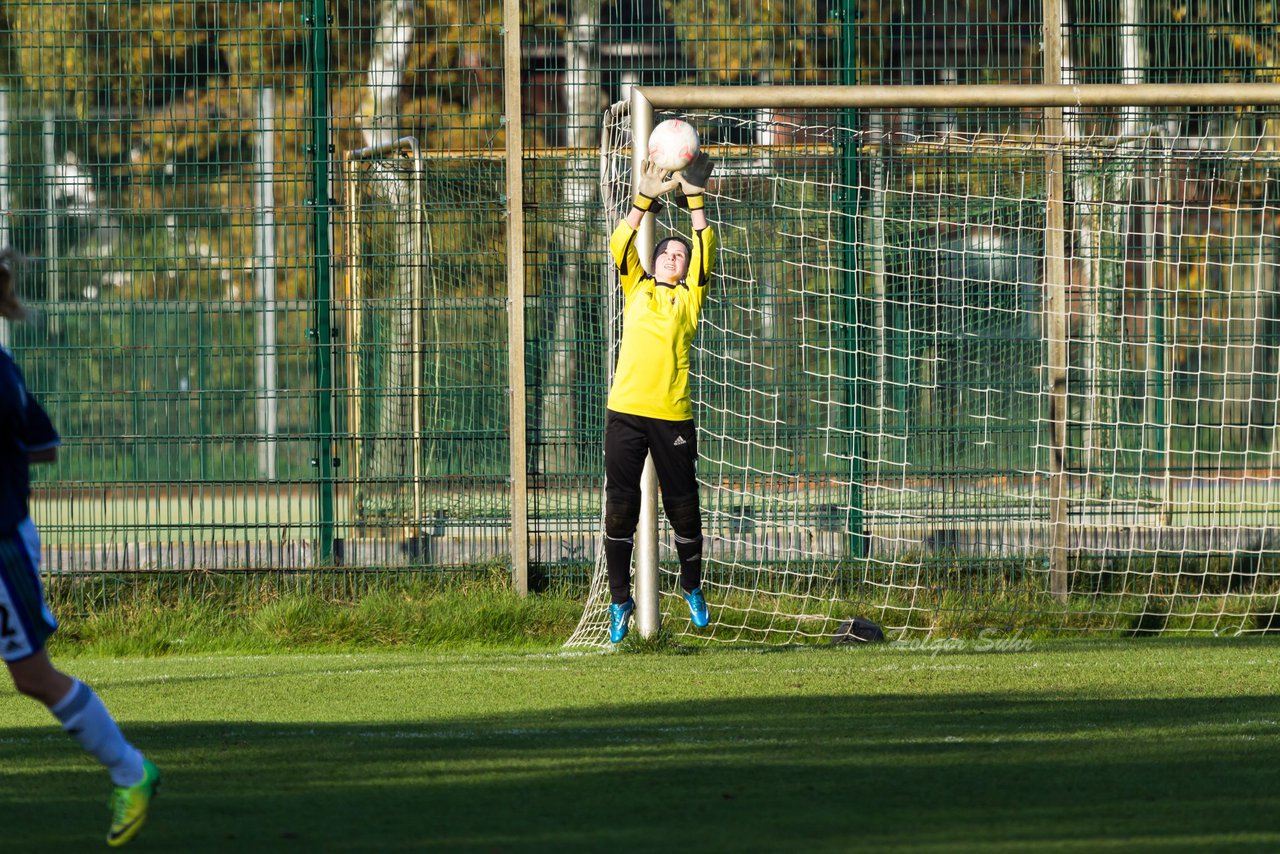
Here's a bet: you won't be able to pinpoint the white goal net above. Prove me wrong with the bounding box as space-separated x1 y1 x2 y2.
567 97 1280 648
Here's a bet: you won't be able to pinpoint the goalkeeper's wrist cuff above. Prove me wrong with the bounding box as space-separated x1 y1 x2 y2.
633 194 664 216
684 193 705 211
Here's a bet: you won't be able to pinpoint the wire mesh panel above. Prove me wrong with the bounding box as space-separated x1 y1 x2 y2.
2 1 521 586
3 6 322 583
332 2 514 570
521 149 611 585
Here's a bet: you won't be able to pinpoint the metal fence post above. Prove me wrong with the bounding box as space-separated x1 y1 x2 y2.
840 0 867 565
1043 0 1070 602
256 87 279 482
0 88 9 351
309 0 337 562
503 0 530 595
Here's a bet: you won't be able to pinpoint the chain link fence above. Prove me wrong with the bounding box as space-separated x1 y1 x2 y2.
4 2 1280 606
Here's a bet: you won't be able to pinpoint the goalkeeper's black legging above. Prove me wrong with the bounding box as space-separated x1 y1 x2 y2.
603 410 703 605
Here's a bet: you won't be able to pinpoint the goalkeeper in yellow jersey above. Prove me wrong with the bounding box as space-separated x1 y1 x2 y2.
603 151 717 643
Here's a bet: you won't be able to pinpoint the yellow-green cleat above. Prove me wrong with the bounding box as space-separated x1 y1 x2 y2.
107 758 160 847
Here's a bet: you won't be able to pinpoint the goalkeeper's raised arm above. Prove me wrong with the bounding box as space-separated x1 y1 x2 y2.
672 151 716 290
611 153 718 294
601 152 718 644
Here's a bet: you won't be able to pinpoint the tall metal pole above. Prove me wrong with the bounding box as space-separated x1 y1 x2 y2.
255 87 278 481
0 89 11 350
629 88 660 638
1043 0 1070 601
43 111 59 337
309 0 337 561
840 0 866 563
410 141 426 550
503 0 530 594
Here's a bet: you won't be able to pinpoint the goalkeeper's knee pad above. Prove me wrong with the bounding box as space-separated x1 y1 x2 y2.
664 497 702 542
605 499 642 540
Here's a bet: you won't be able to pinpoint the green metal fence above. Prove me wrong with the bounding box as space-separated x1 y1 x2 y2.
4 2 1280 606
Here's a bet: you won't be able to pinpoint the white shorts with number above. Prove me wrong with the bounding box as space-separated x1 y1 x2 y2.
0 517 58 662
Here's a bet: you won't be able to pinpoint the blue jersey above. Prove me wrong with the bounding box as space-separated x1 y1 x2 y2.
0 347 60 535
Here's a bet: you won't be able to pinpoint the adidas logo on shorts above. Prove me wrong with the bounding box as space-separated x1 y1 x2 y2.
674 436 687 446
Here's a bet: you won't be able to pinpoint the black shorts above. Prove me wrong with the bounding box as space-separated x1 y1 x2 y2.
604 410 699 506
0 518 58 662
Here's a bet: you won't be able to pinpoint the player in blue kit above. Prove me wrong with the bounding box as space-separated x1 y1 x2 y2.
0 249 159 847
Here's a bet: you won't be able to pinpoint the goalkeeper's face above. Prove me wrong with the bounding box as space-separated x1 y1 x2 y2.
654 238 690 284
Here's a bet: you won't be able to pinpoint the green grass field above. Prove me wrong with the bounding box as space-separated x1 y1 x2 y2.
3 640 1279 852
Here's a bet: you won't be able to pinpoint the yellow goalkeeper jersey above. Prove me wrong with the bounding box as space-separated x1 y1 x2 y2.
606 219 717 421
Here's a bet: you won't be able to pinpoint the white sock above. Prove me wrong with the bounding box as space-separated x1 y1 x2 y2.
50 680 146 787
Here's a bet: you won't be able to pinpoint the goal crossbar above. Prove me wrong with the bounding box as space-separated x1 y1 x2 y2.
637 83 1280 110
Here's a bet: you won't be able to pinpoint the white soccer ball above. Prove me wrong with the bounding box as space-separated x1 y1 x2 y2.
647 119 699 172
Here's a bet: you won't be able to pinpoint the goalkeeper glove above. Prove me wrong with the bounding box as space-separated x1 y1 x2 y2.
675 152 714 210
633 158 679 214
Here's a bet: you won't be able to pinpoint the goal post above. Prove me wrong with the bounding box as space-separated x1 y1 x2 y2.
627 88 662 640
342 137 426 544
567 82 1280 648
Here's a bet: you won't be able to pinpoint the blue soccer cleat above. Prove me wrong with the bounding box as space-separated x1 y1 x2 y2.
684 587 709 628
609 598 635 643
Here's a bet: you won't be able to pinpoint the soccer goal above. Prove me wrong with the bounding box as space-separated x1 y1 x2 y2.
566 83 1280 648
342 138 426 537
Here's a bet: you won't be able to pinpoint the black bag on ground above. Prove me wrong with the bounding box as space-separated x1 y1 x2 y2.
831 616 885 644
